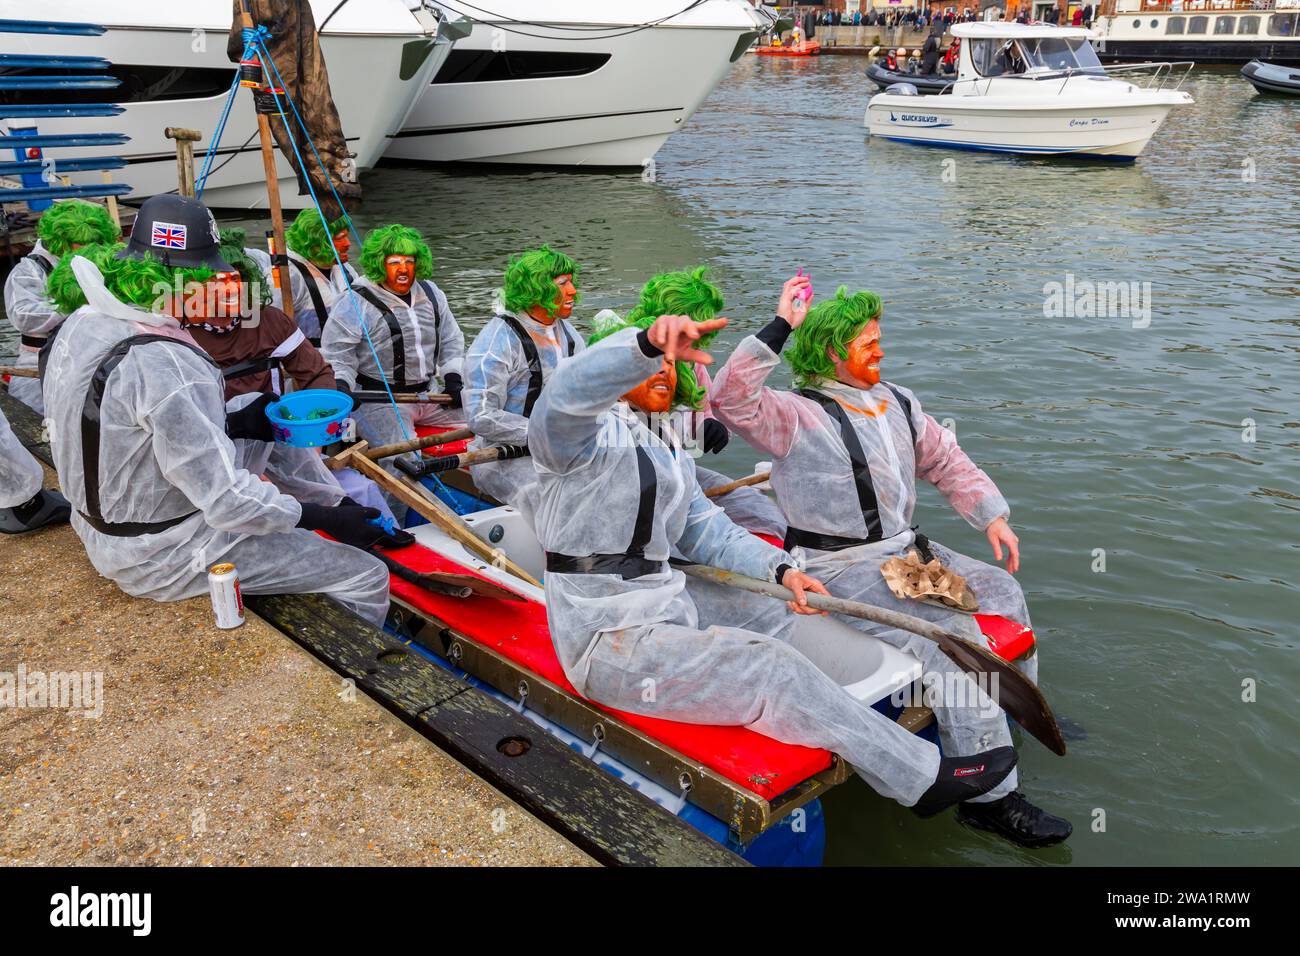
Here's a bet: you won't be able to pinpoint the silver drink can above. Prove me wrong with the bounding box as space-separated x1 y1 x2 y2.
208 562 245 629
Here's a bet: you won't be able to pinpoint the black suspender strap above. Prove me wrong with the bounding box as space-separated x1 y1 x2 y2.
354 286 408 389
499 314 544 417
418 280 443 375
221 356 280 380
559 320 576 357
543 444 663 580
20 334 47 349
30 253 54 276
37 324 63 381
628 445 656 557
782 388 883 552
884 383 918 446
80 334 215 537
289 258 328 344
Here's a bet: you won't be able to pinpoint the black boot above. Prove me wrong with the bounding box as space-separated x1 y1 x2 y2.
912 746 1017 819
957 791 1073 848
0 489 72 534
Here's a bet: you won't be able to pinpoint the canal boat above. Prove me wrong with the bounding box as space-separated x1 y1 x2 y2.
386 0 774 168
864 22 1194 159
378 427 1039 864
1092 1 1300 67
1241 58 1300 95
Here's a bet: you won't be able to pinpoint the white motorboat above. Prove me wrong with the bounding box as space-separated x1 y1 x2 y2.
4 0 464 207
387 0 773 168
864 22 1194 160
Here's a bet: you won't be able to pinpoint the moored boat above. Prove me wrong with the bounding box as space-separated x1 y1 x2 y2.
377 427 1039 864
865 61 955 94
1241 58 1300 95
756 39 821 57
864 22 1194 160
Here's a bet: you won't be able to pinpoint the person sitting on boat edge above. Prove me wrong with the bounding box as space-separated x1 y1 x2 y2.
284 208 357 345
610 265 787 538
321 223 466 519
39 194 401 625
463 245 584 510
528 311 1021 820
707 278 1069 848
3 199 119 415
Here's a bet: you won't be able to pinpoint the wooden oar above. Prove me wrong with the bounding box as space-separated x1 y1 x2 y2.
704 471 771 498
680 564 1067 756
0 366 38 379
325 427 474 470
400 444 529 479
331 440 541 588
351 390 451 405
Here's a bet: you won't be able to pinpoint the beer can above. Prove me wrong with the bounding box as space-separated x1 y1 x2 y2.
208 563 245 629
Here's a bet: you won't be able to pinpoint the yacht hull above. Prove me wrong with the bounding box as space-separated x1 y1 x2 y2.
10 1 450 208
386 4 763 168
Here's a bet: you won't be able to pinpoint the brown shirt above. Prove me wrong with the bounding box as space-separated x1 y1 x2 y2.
189 306 336 401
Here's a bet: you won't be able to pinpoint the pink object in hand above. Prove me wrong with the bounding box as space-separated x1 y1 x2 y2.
795 268 813 303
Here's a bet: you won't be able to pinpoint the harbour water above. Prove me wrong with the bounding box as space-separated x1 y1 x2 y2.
7 56 1296 866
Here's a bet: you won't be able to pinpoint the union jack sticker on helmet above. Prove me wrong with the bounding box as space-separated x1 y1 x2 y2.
151 221 188 250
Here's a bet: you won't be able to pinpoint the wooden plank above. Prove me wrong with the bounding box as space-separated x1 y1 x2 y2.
0 391 744 866
247 591 747 867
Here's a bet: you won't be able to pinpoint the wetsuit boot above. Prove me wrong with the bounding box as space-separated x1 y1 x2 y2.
957 791 1073 848
912 746 1017 818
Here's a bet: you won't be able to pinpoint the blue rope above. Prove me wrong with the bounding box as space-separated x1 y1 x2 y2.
194 72 241 197
250 36 409 439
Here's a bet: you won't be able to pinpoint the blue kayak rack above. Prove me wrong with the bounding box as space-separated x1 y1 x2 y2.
0 18 128 212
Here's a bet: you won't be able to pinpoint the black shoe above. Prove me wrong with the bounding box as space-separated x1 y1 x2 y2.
0 489 71 534
957 791 1073 848
912 746 1018 819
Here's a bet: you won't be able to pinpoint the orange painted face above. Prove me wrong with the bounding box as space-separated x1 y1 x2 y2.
332 230 350 264
384 254 416 296
623 357 677 415
832 317 884 389
552 274 576 320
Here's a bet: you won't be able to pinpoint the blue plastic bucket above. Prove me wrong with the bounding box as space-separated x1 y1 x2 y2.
265 389 354 447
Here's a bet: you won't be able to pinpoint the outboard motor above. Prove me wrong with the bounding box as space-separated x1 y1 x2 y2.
885 82 921 96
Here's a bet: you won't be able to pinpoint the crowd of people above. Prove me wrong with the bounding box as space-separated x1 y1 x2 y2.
804 4 1095 30
0 195 1074 849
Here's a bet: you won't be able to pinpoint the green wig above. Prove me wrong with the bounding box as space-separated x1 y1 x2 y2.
285 208 350 267
36 200 119 258
786 286 883 389
360 224 433 285
218 228 272 308
586 310 706 411
502 245 581 319
47 243 213 315
623 266 725 410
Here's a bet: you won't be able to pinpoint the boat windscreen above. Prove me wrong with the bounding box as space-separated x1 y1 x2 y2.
1020 37 1103 73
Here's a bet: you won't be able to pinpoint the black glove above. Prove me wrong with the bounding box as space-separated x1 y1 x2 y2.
701 418 730 455
335 381 354 408
297 501 412 550
338 496 415 549
225 392 279 442
442 372 463 409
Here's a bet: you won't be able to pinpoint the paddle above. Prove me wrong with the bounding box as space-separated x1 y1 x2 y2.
703 471 771 498
324 427 474 469
680 564 1067 756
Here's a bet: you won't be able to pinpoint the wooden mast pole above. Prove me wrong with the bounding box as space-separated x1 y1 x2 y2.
239 0 295 321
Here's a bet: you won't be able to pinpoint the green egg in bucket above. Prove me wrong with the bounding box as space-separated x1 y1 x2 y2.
266 389 355 447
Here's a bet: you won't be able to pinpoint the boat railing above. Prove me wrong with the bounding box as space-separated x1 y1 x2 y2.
943 60 1193 96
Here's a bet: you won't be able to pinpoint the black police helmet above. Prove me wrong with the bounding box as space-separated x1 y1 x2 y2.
119 194 235 272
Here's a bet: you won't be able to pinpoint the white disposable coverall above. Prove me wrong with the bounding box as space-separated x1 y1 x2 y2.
463 310 584 506
284 249 356 341
529 328 947 807
0 405 43 508
3 241 62 414
41 257 390 623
